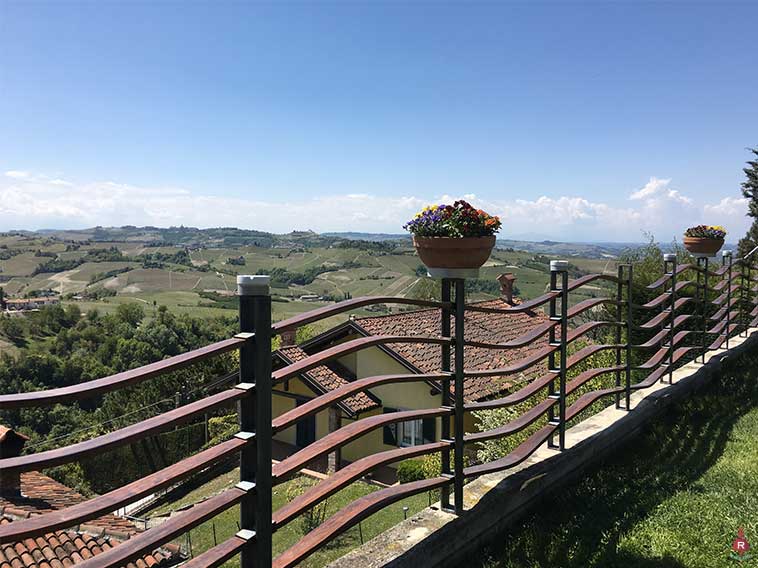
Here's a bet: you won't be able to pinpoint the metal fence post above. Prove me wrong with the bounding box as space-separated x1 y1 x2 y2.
440 278 452 512
453 278 466 514
614 265 623 409
623 264 633 410
547 260 568 451
237 275 272 568
740 259 748 337
723 251 733 349
662 254 677 384
745 260 755 337
697 255 710 363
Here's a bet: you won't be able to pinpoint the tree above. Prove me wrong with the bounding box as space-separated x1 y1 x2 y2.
116 302 145 327
737 147 758 258
409 277 440 301
0 316 25 345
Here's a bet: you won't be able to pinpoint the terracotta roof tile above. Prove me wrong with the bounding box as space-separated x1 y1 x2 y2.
275 346 379 414
354 298 551 402
0 473 136 534
0 472 181 568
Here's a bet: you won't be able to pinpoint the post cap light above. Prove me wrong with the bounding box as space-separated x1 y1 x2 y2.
663 253 677 262
237 275 270 296
722 250 733 258
550 260 569 272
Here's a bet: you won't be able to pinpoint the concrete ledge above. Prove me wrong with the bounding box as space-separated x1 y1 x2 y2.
329 329 758 568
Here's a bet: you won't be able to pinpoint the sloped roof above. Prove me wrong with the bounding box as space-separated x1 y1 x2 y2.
274 346 380 414
0 517 178 568
353 298 551 402
0 472 180 568
0 426 30 444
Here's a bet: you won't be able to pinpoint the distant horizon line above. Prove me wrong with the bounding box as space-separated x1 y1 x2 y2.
1 225 741 248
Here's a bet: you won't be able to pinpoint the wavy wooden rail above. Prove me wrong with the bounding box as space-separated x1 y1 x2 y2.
0 337 246 409
272 372 452 433
3 259 755 568
180 536 248 568
465 370 557 411
0 436 249 541
272 408 453 482
0 388 245 474
273 441 451 528
272 297 451 334
464 319 557 349
272 335 452 383
272 477 451 568
76 488 246 568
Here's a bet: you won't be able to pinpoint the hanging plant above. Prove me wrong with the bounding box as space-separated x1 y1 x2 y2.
404 200 501 271
683 225 726 256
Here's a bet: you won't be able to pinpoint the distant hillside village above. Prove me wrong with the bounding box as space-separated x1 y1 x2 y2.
0 293 60 314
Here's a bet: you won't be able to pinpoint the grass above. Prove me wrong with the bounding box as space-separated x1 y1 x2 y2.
0 252 44 277
146 469 432 567
475 347 758 568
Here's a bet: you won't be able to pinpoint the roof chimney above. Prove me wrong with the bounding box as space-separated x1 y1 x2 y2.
497 273 517 305
0 426 29 497
280 327 297 347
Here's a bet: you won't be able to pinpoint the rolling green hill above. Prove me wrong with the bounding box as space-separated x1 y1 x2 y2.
0 227 622 333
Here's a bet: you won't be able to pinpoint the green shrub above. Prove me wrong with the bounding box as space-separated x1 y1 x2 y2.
397 459 426 483
206 414 238 447
284 477 328 535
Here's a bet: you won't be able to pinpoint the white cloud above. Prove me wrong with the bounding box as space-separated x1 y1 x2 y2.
629 177 671 200
703 196 751 236
4 170 31 180
0 170 750 242
704 196 749 216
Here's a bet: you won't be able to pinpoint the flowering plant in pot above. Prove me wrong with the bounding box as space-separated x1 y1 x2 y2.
683 225 727 256
403 200 501 271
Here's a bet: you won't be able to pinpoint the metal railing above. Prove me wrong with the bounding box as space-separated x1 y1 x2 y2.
1 252 757 568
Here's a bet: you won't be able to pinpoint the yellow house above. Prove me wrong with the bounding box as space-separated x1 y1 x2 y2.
270 278 551 475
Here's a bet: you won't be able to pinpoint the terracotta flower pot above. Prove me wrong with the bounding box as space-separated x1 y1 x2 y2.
683 236 724 256
412 236 496 269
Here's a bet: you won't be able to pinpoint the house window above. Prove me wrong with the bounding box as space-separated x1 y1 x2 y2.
383 408 436 447
399 418 424 447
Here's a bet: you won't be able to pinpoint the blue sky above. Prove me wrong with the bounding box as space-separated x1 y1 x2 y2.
1 1 756 241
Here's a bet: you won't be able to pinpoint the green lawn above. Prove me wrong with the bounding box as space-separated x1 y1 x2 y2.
475 346 758 568
147 469 432 567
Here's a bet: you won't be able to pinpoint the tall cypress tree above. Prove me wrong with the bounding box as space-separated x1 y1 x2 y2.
737 147 758 258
